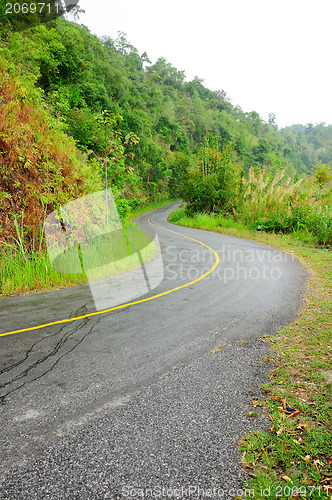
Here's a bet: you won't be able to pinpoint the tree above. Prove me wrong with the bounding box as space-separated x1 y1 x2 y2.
245 111 262 136
311 162 332 203
96 111 123 227
114 31 136 55
146 58 185 88
96 110 140 223
181 136 242 214
268 113 278 130
140 51 151 66
252 138 271 165
185 77 213 100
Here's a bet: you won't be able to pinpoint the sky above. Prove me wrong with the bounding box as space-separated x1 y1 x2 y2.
77 0 332 129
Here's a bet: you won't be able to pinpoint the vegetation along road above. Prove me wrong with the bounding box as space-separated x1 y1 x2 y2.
0 202 308 498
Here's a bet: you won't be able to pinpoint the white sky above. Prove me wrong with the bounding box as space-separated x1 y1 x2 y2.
78 0 332 129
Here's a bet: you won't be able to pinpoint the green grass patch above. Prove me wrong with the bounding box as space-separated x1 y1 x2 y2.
0 247 87 297
169 208 252 235
0 225 159 297
0 200 177 298
169 208 332 499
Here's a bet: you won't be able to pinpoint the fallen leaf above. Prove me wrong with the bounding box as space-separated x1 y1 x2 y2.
282 475 293 483
269 367 279 380
328 458 332 465
286 409 300 418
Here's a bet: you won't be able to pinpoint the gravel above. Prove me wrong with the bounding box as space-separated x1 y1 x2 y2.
0 338 273 499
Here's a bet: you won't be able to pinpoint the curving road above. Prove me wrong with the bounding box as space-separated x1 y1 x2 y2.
0 202 308 498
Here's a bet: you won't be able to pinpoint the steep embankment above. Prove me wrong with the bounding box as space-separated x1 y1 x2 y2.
0 56 101 245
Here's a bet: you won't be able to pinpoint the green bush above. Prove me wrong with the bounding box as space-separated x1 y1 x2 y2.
114 192 131 222
254 205 332 246
308 210 332 246
168 207 187 222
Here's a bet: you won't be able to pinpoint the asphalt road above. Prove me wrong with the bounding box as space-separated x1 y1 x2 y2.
0 202 308 499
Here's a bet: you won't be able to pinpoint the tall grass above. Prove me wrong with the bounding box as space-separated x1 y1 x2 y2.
0 215 159 298
181 165 332 246
169 206 332 249
170 208 253 234
240 168 332 246
240 169 332 246
1 199 176 298
0 247 86 297
242 168 303 224
0 213 86 297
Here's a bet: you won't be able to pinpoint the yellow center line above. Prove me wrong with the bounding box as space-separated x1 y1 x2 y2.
0 219 220 337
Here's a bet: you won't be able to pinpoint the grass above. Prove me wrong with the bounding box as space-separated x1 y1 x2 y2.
169 207 332 500
0 227 158 297
169 207 249 234
78 224 158 283
0 248 86 297
0 199 177 298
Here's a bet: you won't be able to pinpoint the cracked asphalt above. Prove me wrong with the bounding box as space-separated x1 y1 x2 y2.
0 202 308 499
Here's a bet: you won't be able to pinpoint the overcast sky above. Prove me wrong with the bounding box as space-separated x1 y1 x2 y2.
78 0 332 129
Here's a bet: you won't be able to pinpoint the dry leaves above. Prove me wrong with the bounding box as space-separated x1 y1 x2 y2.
297 423 310 429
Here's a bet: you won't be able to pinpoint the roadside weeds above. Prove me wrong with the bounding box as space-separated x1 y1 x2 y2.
0 200 176 298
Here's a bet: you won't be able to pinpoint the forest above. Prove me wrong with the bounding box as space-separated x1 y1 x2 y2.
0 16 332 253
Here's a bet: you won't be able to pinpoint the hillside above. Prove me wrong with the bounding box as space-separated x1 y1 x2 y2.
0 18 332 245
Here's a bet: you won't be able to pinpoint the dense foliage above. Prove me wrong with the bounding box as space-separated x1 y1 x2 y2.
0 18 331 246
180 155 332 245
0 53 101 246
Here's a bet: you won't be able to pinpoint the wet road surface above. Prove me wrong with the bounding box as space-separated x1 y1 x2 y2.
0 202 308 498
